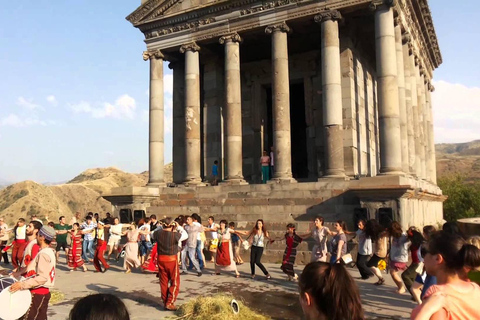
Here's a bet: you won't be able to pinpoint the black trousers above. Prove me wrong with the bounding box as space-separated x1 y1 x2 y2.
250 245 269 276
0 240 8 263
357 253 374 279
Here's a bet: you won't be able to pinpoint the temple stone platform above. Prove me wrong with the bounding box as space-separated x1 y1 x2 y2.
104 175 445 263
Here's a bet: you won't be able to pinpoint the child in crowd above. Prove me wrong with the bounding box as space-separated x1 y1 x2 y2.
228 222 244 265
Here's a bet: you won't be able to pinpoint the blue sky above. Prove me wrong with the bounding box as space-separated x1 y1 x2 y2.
0 0 479 183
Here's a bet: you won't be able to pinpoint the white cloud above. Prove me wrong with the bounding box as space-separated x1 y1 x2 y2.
0 114 47 127
432 80 480 143
46 95 58 106
16 97 41 110
70 94 137 120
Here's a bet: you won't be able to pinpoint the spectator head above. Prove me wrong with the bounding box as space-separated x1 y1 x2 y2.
113 217 119 225
48 222 55 228
191 213 201 223
314 216 324 227
208 216 214 224
228 222 235 229
69 293 130 320
219 220 227 229
334 220 347 233
357 219 366 230
186 216 193 225
106 212 111 217
214 160 218 165
17 218 26 226
59 216 65 223
86 216 92 222
263 150 268 156
27 221 43 237
299 262 364 320
175 215 185 226
442 221 464 238
425 231 480 276
150 215 157 221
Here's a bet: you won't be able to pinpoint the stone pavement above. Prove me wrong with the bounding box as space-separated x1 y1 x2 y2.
1 259 415 320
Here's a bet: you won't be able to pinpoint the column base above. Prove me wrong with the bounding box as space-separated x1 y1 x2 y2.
221 179 249 186
183 177 205 187
378 170 405 176
146 181 166 187
268 177 297 184
319 175 349 180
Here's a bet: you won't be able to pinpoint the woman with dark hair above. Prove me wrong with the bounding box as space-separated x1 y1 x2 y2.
69 293 130 320
355 219 373 280
388 221 410 293
365 219 388 285
122 222 149 274
307 216 330 262
411 231 480 319
299 261 364 320
68 223 88 272
214 220 240 277
272 223 306 281
401 227 424 298
237 219 272 279
329 220 347 265
410 225 437 304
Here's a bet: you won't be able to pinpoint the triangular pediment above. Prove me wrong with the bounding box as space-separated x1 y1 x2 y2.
126 0 231 26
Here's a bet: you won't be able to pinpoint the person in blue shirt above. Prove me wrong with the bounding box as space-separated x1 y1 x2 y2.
212 160 219 186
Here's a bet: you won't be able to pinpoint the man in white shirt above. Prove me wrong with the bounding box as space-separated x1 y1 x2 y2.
187 213 204 270
80 216 96 262
0 217 10 264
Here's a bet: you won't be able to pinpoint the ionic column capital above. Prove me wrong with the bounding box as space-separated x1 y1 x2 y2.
314 10 342 24
265 22 291 34
369 0 396 11
402 32 411 45
219 33 242 45
394 16 401 26
429 83 435 92
143 49 164 61
180 42 201 53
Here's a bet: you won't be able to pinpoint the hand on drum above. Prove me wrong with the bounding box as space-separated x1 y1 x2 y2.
9 281 22 293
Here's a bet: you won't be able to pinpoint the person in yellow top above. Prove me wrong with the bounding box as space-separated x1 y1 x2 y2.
93 221 110 273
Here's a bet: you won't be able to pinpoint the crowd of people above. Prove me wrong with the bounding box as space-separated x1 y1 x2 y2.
1 212 479 319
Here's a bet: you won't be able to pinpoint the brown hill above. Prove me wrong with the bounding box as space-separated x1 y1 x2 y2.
436 141 480 183
0 165 173 225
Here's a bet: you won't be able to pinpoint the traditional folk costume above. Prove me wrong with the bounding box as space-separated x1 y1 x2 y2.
12 224 27 269
18 239 40 277
68 231 85 270
124 229 141 270
215 229 238 275
142 242 159 273
280 233 303 278
18 227 56 320
152 227 184 310
93 223 109 272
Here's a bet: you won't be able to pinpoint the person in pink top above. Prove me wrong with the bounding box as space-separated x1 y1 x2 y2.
411 231 480 320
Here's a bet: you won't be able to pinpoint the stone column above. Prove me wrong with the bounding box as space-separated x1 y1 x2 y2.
143 50 165 186
180 42 203 185
265 22 295 182
403 35 416 175
424 79 433 183
219 33 246 184
416 64 427 179
410 54 421 177
420 73 429 181
315 11 345 178
374 4 403 174
170 61 186 184
395 20 409 174
427 83 437 184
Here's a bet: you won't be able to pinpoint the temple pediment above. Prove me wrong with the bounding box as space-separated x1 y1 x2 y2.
126 0 232 26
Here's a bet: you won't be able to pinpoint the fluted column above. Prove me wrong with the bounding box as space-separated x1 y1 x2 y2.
374 3 403 174
420 73 429 181
180 42 203 185
403 35 416 175
219 33 246 184
427 83 437 184
170 60 186 184
395 20 409 174
143 50 165 186
315 11 345 178
265 22 295 182
410 55 421 177
416 64 427 179
424 79 433 183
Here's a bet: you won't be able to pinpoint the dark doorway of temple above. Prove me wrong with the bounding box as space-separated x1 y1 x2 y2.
289 83 308 180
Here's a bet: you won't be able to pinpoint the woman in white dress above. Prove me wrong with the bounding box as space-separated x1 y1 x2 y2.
214 220 240 278
122 222 149 273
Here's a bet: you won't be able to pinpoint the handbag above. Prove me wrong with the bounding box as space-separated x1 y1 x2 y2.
242 240 250 251
341 253 353 265
209 238 218 251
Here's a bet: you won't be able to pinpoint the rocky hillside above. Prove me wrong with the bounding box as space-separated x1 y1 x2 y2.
436 140 480 183
0 165 173 225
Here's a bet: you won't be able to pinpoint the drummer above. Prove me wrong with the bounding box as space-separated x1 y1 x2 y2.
9 226 56 320
14 221 42 277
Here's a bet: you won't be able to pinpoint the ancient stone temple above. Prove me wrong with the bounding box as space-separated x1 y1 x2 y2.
105 0 445 241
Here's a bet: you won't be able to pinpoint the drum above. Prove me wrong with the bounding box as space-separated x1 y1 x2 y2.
0 276 32 320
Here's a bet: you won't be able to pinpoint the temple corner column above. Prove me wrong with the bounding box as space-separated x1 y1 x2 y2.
143 49 166 187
